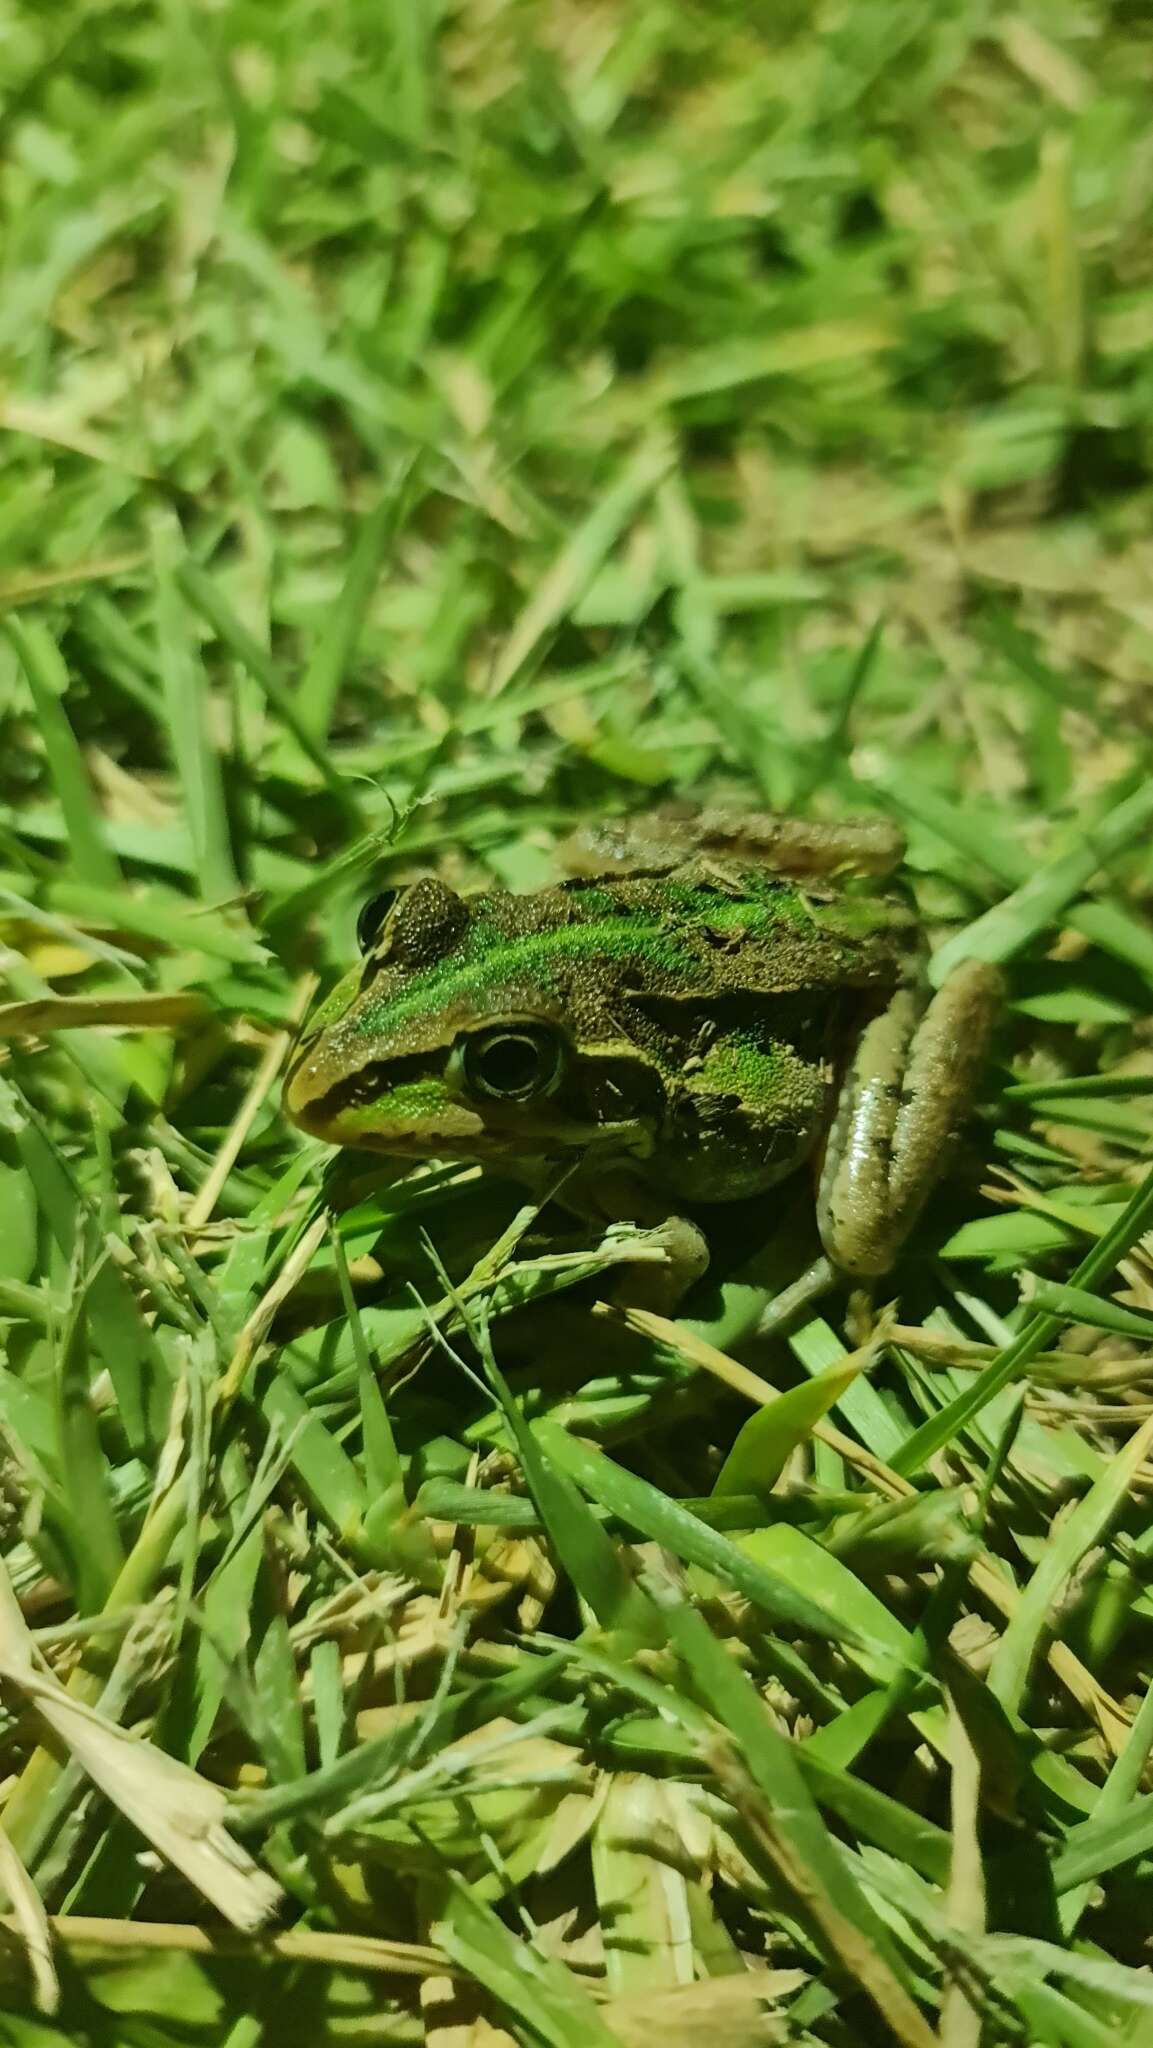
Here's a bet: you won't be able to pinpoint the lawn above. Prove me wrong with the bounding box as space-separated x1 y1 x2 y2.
2 0 1153 2041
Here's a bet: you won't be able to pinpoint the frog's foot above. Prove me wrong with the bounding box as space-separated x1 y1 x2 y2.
817 958 1003 1280
754 1254 839 1339
608 1214 710 1315
514 1160 710 1314
844 1283 879 1349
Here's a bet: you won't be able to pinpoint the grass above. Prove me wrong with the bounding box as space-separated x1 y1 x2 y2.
2 0 1153 2040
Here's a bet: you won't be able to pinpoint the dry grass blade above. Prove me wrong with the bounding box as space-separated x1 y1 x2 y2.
987 1412 1153 1719
0 993 211 1037
1 1916 452 1977
0 1563 282 1932
939 1693 985 2048
0 1827 59 2014
185 994 308 1229
701 1735 936 2048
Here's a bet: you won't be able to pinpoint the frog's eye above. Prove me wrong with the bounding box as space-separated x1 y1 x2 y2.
356 887 400 954
457 1024 566 1103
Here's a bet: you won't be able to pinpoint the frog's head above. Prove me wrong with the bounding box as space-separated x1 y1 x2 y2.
284 877 663 1164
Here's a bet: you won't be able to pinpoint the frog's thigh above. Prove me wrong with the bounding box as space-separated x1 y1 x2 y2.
817 959 1002 1279
758 813 905 880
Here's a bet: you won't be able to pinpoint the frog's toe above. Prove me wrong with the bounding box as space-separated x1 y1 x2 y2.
608 1214 710 1314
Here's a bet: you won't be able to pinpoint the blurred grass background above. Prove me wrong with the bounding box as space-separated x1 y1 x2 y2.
4 2 1153 2043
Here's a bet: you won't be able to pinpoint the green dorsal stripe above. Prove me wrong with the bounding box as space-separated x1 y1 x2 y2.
360 914 697 1037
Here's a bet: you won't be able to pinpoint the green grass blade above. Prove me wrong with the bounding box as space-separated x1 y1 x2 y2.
4 618 120 890
175 558 363 807
537 1421 894 1661
51 1271 126 1607
659 1596 934 2045
713 1347 874 1498
987 1413 1153 1717
474 1319 661 1642
931 775 1153 986
294 463 417 740
893 1159 1153 1475
433 1873 624 2048
151 517 239 903
487 433 673 695
1051 1792 1153 1894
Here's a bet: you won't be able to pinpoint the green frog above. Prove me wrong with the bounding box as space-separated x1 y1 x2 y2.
285 809 1000 1300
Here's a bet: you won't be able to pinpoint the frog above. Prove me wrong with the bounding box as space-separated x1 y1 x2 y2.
284 808 1001 1307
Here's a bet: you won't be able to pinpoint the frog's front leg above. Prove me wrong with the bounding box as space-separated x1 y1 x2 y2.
515 1158 711 1312
816 958 1002 1279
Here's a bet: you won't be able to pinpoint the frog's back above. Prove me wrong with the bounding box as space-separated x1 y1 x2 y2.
384 868 913 1025
303 863 915 1070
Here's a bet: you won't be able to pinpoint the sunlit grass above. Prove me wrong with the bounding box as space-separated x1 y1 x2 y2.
2 1 1153 2041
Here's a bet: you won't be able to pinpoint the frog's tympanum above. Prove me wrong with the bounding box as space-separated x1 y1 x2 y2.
285 810 1000 1290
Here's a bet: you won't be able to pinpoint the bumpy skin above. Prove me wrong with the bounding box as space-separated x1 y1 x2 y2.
288 871 913 1185
285 812 1000 1280
562 806 907 883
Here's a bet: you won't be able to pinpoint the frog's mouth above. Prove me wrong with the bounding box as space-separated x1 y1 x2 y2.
296 1092 653 1163
287 1042 658 1163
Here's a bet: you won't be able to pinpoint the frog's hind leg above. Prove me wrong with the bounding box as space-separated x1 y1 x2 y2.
816 958 1002 1281
754 1253 840 1338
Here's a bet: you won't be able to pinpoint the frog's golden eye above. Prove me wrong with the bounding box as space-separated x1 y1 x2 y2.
457 1024 566 1104
356 887 400 954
